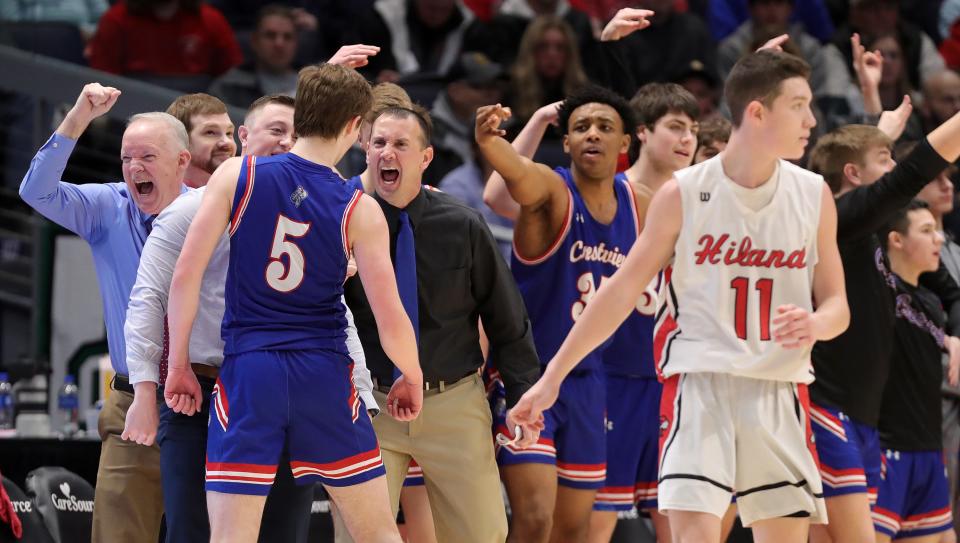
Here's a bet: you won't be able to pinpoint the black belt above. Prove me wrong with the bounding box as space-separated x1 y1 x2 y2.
111 374 134 394
373 368 479 394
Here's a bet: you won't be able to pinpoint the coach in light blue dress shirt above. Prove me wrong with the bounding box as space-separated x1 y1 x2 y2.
18 83 190 542
20 131 185 378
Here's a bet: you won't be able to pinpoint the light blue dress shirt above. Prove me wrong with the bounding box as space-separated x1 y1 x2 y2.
19 132 184 376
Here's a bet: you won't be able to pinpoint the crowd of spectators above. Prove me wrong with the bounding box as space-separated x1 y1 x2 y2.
6 0 960 192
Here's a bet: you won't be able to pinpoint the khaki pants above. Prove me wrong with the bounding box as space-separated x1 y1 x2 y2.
336 373 507 543
92 389 164 542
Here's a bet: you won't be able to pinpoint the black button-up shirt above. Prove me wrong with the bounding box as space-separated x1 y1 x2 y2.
344 187 540 407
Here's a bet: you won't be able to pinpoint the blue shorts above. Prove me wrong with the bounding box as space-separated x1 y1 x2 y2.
809 402 881 503
594 375 661 512
206 350 385 495
495 370 606 490
872 450 952 538
403 459 423 487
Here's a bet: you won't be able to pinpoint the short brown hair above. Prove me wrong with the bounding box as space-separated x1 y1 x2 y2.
364 83 413 124
724 50 811 127
373 105 433 148
295 63 372 139
166 93 229 133
244 94 295 124
807 125 892 193
628 82 700 162
697 116 732 149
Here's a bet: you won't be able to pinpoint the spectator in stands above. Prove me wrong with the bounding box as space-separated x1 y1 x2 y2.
717 0 850 117
707 0 834 42
349 0 477 83
922 70 960 135
831 0 945 92
88 0 243 84
670 59 720 119
507 16 587 133
208 5 299 107
693 115 731 163
470 0 594 71
19 83 188 543
441 137 514 260
866 33 925 141
166 93 236 188
429 52 505 185
0 0 108 40
607 0 716 89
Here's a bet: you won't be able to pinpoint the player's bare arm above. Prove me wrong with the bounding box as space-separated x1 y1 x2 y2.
927 108 960 162
482 101 561 221
166 157 242 415
511 180 682 425
475 104 570 257
774 184 849 348
348 193 423 421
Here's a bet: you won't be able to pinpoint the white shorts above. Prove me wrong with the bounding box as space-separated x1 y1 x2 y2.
658 373 827 526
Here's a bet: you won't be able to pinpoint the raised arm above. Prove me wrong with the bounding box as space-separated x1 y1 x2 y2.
166 158 242 415
19 83 122 239
511 180 683 424
475 104 565 211
482 102 562 221
348 194 423 421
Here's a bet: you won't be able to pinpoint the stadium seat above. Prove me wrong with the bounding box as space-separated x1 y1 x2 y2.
0 476 53 543
25 467 93 543
0 22 85 65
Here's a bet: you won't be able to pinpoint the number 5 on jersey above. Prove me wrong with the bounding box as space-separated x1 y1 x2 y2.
266 215 311 293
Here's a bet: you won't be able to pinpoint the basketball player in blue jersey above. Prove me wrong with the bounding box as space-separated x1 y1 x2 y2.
165 63 423 543
511 50 849 543
476 84 641 542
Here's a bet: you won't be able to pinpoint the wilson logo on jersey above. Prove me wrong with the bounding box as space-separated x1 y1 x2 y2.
694 234 806 269
699 192 710 202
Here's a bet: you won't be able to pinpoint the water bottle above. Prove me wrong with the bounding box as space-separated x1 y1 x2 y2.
57 375 79 437
0 373 13 431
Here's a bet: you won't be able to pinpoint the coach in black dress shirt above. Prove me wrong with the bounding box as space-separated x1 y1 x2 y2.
342 105 541 542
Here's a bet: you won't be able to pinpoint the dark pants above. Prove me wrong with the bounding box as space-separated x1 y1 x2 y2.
158 377 313 543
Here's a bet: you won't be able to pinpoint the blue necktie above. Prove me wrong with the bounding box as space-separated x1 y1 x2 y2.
394 211 419 379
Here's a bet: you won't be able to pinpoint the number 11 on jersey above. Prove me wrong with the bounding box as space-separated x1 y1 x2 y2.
730 277 773 341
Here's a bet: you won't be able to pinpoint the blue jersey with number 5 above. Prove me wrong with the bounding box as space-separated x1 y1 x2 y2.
222 154 361 356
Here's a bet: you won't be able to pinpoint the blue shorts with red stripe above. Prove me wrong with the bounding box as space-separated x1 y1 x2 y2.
403 459 423 487
594 375 661 512
494 370 606 490
206 349 385 495
809 402 881 503
872 450 952 538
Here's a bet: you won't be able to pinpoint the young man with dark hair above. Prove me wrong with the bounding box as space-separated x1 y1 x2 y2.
165 63 423 543
873 200 957 541
476 84 645 542
804 93 960 543
166 93 237 188
694 116 732 164
511 49 850 542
